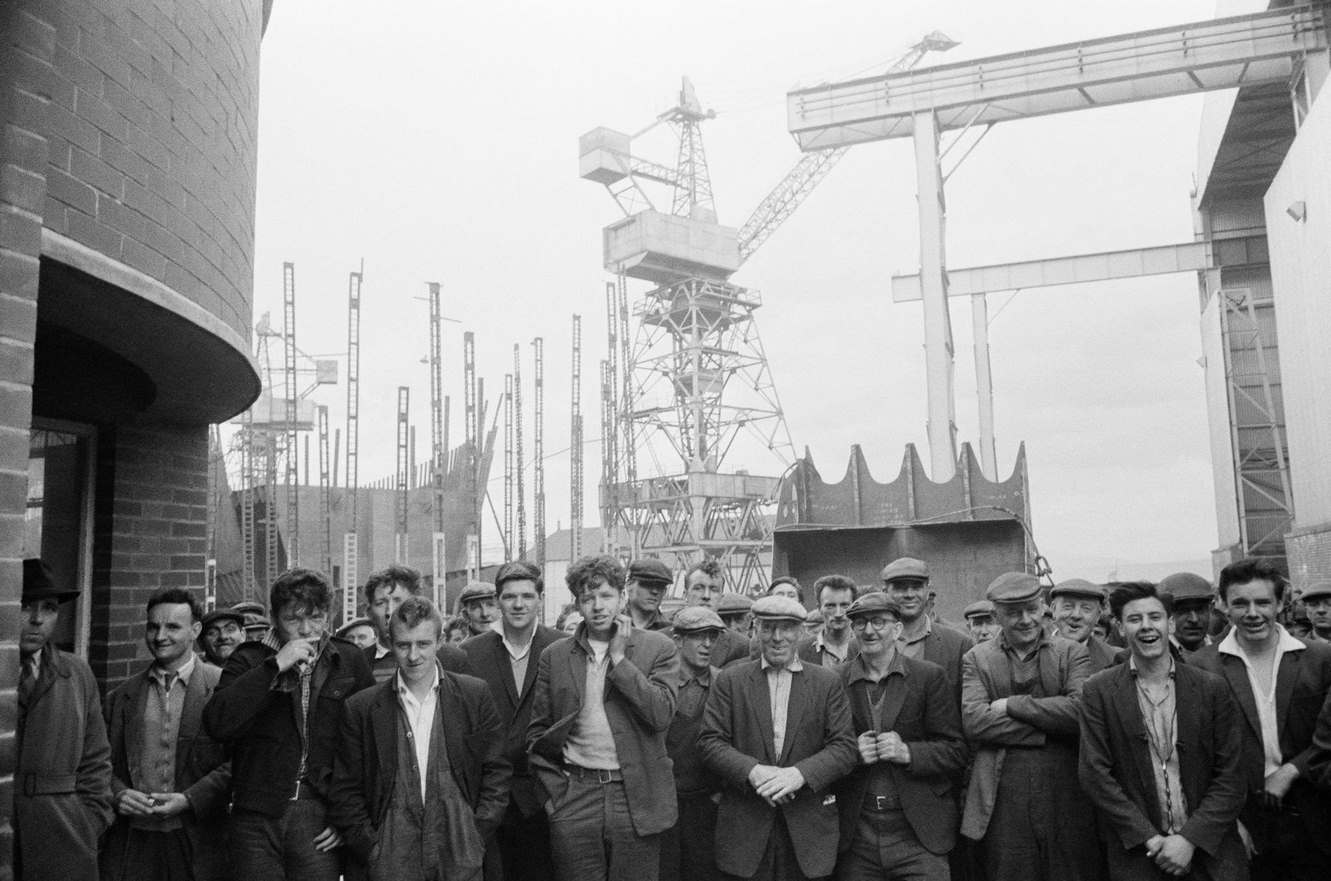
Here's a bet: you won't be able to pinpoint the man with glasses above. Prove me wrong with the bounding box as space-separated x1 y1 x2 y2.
881 557 974 702
799 575 858 667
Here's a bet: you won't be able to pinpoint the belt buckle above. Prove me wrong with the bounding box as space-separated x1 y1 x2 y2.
872 795 891 811
596 768 614 784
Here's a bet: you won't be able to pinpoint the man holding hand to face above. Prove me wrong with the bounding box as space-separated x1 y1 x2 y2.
699 595 857 881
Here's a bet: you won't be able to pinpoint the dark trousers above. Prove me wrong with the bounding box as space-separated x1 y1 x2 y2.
108 827 194 881
230 801 341 881
660 792 719 881
1245 794 1324 881
548 776 659 881
720 812 824 881
495 797 554 881
837 808 950 881
1105 832 1248 881
982 746 1100 881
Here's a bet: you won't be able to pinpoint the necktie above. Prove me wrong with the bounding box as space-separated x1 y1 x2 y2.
19 655 36 706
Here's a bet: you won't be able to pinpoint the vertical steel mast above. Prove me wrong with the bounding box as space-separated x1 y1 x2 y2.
282 262 300 566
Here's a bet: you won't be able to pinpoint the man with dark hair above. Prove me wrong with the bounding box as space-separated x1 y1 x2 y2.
527 554 680 881
1190 557 1331 881
362 563 470 682
799 574 858 667
1159 571 1217 656
627 558 675 631
767 576 804 606
461 560 564 881
1079 582 1247 881
203 568 375 880
331 596 510 881
881 557 974 702
835 593 966 881
699 594 858 881
103 588 231 881
1049 579 1116 672
15 559 113 881
198 608 246 667
686 558 749 667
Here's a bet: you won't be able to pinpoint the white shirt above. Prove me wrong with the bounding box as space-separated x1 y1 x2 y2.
761 656 804 758
1218 624 1306 777
500 626 537 693
395 664 442 801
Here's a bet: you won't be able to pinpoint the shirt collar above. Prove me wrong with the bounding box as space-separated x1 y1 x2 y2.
1127 654 1176 678
761 655 804 673
679 665 713 688
899 617 933 645
844 649 905 685
500 624 537 661
1218 623 1305 658
997 630 1050 656
151 653 195 687
394 660 442 700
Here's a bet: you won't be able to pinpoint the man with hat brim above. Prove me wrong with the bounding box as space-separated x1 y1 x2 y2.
698 594 858 881
15 559 114 880
834 594 967 881
626 558 675 631
334 616 378 650
960 571 1098 881
717 592 754 638
231 600 271 643
962 600 998 644
660 607 728 881
457 581 500 637
1298 580 1331 643
1158 572 1217 656
880 557 975 705
1049 579 1116 672
199 607 247 666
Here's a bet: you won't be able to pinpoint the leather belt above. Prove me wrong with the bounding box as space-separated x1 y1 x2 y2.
23 773 76 796
564 763 624 783
864 793 901 811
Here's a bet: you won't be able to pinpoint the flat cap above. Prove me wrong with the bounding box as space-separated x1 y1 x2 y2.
805 608 824 624
201 608 245 630
846 593 901 620
880 557 929 583
963 599 996 620
22 559 80 604
458 581 497 604
1301 580 1331 602
627 558 673 587
717 592 754 615
336 616 374 638
672 606 725 633
1050 579 1106 602
231 600 266 617
985 571 1042 604
1158 572 1213 603
751 595 808 624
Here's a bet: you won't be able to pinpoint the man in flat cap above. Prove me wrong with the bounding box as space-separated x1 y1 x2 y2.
1050 579 1116 672
459 581 500 637
1298 580 1331 643
960 571 1097 881
699 594 858 881
14 558 114 880
231 600 271 643
660 607 727 881
799 574 858 667
199 607 247 667
627 558 675 631
835 594 967 881
962 601 998 644
684 560 751 667
1159 571 1217 657
881 557 974 703
718 592 754 639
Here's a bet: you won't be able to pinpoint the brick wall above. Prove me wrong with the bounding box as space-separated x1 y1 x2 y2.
89 422 210 688
36 0 261 340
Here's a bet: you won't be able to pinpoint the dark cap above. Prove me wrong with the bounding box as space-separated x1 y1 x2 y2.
1300 580 1331 602
336 616 374 638
201 608 245 630
458 581 497 604
1049 579 1106 602
880 557 929 583
22 559 80 604
672 606 725 634
985 572 1042 604
628 558 673 588
717 592 754 615
751 595 808 624
846 592 902 621
1158 572 1213 603
963 599 996 620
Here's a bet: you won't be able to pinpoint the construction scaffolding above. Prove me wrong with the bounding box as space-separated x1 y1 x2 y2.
532 336 546 568
570 315 584 561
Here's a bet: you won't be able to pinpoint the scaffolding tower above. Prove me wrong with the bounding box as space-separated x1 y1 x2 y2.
570 315 584 562
343 268 362 622
532 336 546 568
514 344 527 559
282 263 299 566
395 386 410 563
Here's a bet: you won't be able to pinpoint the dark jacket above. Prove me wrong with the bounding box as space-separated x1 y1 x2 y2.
836 653 967 856
913 620 975 703
698 659 858 879
14 645 114 881
101 660 232 881
526 626 680 836
202 635 374 815
460 625 563 815
1078 661 1246 858
328 669 513 862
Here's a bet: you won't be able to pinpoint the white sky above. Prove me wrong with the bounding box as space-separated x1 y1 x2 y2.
250 0 1225 579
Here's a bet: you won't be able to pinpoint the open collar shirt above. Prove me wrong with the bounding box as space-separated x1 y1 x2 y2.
395 661 443 801
1128 656 1187 834
760 655 804 757
1218 624 1305 776
499 625 537 693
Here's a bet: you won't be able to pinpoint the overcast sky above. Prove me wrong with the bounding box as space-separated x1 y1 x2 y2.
248 0 1226 580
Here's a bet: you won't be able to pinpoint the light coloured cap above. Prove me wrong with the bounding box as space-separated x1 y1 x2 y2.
458 581 497 604
1301 580 1331 602
846 593 901 620
963 600 996 620
1158 572 1213 603
881 557 929 583
1049 579 1106 602
672 606 726 634
717 592 754 614
336 617 374 637
202 608 246 630
752 595 808 624
985 572 1042 605
805 608 824 623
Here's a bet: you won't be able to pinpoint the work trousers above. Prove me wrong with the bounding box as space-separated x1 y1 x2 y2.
719 812 825 881
837 808 950 881
660 791 719 881
1244 793 1326 881
229 801 341 881
982 746 1099 881
1104 832 1248 881
108 827 194 881
493 797 553 881
548 776 659 881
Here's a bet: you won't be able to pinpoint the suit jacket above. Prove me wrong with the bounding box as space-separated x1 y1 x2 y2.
526 626 680 836
328 669 513 862
1190 635 1331 851
14 645 114 881
461 625 563 815
836 653 967 855
698 659 858 879
797 633 858 668
915 621 975 704
1078 661 1246 858
101 660 231 881
1085 635 1117 672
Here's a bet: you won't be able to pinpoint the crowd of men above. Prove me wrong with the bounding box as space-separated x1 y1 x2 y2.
15 551 1331 881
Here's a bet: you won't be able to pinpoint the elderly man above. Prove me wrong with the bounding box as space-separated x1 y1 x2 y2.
1079 582 1247 881
363 564 470 682
335 617 378 650
15 559 113 881
102 588 231 881
835 593 967 881
961 572 1097 881
458 581 500 637
626 558 675 631
661 607 727 881
799 574 858 667
199 607 246 667
718 592 754 638
962 600 998 644
699 595 858 881
1300 581 1331 643
461 560 564 881
1049 579 1116 672
881 557 974 702
527 554 680 881
1159 572 1216 656
231 600 270 643
1191 558 1331 881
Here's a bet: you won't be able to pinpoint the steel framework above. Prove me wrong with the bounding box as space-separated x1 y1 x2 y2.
532 336 546 567
282 263 299 566
570 315 584 561
514 344 527 559
395 386 410 563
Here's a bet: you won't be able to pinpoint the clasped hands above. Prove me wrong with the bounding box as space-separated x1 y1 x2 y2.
1144 834 1195 876
856 730 911 766
116 788 189 818
747 764 805 806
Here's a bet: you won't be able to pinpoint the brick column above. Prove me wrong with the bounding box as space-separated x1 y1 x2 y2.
0 2 54 875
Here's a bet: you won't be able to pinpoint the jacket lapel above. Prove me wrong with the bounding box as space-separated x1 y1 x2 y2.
777 668 808 765
1275 649 1300 744
569 642 589 707
1111 666 1155 801
875 671 909 732
1220 654 1262 741
491 636 520 711
178 664 210 742
749 664 775 763
520 629 553 702
124 670 149 782
371 681 397 777
439 674 466 774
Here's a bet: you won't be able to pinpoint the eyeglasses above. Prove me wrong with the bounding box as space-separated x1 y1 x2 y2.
850 616 895 631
